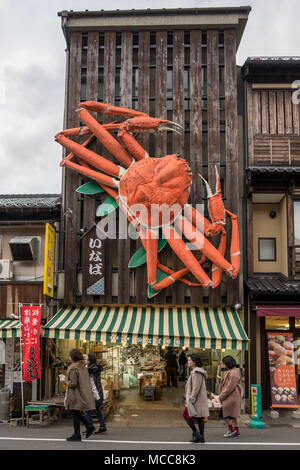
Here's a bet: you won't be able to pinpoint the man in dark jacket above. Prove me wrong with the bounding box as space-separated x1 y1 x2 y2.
179 350 188 381
84 354 107 433
164 348 178 387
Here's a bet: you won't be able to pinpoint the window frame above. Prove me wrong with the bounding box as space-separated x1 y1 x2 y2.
258 237 277 262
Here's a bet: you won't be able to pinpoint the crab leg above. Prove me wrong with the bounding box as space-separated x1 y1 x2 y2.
62 159 119 190
154 253 207 289
225 209 240 278
76 107 134 168
184 205 212 236
174 216 234 277
117 117 183 160
211 228 227 288
138 227 159 285
78 101 148 118
162 226 212 287
56 134 125 180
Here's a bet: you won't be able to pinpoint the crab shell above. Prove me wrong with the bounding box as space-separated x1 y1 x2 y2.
118 154 192 228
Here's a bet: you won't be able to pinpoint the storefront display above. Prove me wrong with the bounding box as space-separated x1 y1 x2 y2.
267 333 297 408
49 338 246 416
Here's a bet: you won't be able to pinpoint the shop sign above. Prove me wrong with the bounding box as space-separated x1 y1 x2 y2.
267 333 298 408
43 223 55 297
21 306 41 382
86 236 104 295
250 384 263 419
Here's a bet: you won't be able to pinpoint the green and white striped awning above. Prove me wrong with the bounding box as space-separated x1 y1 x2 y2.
0 319 21 338
42 305 249 350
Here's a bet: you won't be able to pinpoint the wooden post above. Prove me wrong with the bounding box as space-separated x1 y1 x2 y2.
64 32 82 305
190 29 203 306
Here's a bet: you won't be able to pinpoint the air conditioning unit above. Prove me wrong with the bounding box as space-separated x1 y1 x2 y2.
9 236 41 262
0 260 13 280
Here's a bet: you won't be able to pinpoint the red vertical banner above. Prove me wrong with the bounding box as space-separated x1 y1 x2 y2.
267 332 297 408
21 306 41 382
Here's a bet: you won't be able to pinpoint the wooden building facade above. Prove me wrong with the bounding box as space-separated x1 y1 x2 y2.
58 7 250 309
243 57 300 409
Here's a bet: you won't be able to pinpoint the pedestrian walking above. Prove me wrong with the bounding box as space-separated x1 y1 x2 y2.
62 348 96 441
183 353 209 443
219 355 242 438
164 347 178 387
178 350 187 381
84 353 107 434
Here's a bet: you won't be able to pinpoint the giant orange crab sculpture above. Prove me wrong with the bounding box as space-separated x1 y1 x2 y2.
55 102 240 298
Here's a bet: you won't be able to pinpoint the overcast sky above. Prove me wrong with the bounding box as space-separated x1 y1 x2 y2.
0 0 299 195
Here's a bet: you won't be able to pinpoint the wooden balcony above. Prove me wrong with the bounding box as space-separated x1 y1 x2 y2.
289 245 300 277
253 135 300 166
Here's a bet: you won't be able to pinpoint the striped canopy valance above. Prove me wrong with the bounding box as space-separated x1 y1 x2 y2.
42 305 249 351
0 319 21 338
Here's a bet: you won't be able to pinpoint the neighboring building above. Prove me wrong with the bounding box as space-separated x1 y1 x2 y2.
242 57 300 409
0 194 60 408
45 6 250 419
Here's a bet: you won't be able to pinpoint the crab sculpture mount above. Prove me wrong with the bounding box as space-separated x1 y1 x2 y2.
55 101 240 298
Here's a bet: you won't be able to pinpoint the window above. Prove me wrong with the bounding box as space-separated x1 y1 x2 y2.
258 238 276 261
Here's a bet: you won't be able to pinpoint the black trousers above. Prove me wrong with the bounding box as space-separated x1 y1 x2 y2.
71 410 91 436
166 367 178 387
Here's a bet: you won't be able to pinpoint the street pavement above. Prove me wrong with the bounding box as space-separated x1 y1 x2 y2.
0 421 298 451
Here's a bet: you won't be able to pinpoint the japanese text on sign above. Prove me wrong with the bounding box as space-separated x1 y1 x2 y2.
21 306 41 382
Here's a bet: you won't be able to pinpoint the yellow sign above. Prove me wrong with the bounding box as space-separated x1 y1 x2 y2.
43 223 55 297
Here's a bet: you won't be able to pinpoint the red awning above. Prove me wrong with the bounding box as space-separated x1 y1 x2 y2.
256 304 300 317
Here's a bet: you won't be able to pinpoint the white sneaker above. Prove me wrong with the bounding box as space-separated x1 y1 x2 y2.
224 429 236 438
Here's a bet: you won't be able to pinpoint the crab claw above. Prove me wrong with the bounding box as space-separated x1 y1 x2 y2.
198 166 225 234
198 166 221 199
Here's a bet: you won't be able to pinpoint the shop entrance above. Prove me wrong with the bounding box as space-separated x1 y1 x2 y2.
49 339 245 427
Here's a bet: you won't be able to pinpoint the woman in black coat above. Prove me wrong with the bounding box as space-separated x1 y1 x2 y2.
84 354 107 434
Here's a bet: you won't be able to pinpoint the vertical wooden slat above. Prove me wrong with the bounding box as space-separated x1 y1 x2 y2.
224 29 239 306
252 91 261 135
207 29 221 307
118 31 133 304
190 29 203 306
64 32 82 305
284 91 293 134
136 31 150 305
277 91 285 134
269 91 277 134
102 31 116 305
82 32 99 305
247 83 254 165
155 31 168 157
154 30 168 305
261 91 269 134
172 30 185 305
293 100 300 135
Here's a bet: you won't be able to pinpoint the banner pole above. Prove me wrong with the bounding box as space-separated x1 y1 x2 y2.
19 303 25 426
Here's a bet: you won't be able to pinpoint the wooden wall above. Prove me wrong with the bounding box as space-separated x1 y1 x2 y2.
62 28 240 307
247 87 300 166
0 284 44 319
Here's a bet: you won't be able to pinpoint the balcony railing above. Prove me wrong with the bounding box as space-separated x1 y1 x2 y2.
290 245 300 276
253 135 300 166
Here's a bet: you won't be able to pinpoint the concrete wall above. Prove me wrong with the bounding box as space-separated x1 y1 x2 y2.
253 199 288 275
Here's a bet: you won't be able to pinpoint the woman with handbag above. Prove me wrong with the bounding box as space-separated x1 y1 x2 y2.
183 353 209 443
219 355 242 438
62 349 96 441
